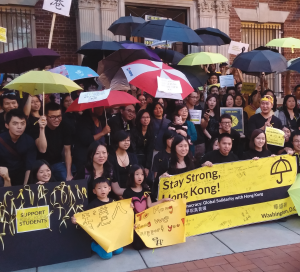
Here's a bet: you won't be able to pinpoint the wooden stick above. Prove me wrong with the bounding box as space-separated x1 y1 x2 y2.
48 13 56 49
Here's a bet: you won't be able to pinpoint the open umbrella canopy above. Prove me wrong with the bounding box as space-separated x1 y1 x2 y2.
5 71 82 96
287 57 300 73
66 89 140 112
231 50 287 74
0 47 60 74
154 48 185 65
178 52 228 66
76 41 123 56
194 27 231 45
108 16 145 37
121 43 161 61
49 65 99 81
266 37 300 53
131 20 203 44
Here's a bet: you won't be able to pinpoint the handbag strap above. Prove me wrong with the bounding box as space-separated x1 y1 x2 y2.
0 137 21 160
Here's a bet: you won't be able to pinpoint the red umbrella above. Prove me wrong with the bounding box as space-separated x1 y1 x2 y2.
66 90 140 112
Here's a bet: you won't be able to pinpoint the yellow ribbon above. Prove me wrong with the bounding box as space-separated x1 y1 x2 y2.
37 185 48 206
59 205 76 232
3 191 13 207
292 45 295 54
0 203 9 223
75 185 84 204
0 233 5 251
53 203 66 220
47 210 54 232
60 182 68 204
18 200 25 210
24 185 34 205
68 185 76 207
75 204 84 213
144 191 151 198
82 187 87 199
17 189 24 200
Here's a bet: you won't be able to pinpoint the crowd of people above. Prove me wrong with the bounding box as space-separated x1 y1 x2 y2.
0 64 300 257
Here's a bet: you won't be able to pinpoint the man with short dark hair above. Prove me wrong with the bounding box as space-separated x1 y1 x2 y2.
208 73 219 85
199 133 239 167
0 109 36 185
0 91 19 133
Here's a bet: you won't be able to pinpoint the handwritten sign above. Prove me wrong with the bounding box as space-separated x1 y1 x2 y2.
157 76 182 94
75 199 134 253
241 82 256 94
158 156 297 237
228 41 249 55
42 0 72 17
0 27 7 43
220 107 244 133
189 109 202 125
78 89 110 104
135 199 186 248
16 206 50 233
219 75 234 88
265 126 285 147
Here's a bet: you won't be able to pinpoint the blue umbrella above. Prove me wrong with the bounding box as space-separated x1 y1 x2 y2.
76 41 123 56
232 50 287 74
121 43 161 61
154 48 185 64
287 58 300 73
194 27 231 45
131 20 203 44
49 65 99 81
108 16 145 37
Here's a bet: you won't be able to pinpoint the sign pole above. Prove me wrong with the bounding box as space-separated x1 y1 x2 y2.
48 13 56 49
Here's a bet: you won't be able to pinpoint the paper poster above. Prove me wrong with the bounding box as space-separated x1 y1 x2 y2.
219 75 234 88
220 107 244 133
265 126 285 147
241 82 256 94
135 199 186 248
158 155 297 237
189 110 202 125
75 199 134 253
157 76 182 94
0 27 7 43
78 89 110 104
228 41 249 55
42 0 72 17
16 206 50 233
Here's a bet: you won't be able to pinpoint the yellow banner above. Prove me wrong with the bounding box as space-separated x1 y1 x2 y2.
0 27 7 43
241 82 256 94
158 156 297 237
75 199 134 253
266 126 285 147
135 199 186 248
16 205 50 233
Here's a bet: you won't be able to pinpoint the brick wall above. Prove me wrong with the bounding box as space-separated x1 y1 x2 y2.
34 0 78 66
229 0 300 93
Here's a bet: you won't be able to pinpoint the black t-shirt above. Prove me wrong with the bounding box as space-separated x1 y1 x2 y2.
200 150 239 165
152 150 171 173
248 114 283 137
242 149 272 160
201 113 219 137
210 129 240 155
123 187 150 214
87 198 114 210
0 112 7 134
168 167 188 175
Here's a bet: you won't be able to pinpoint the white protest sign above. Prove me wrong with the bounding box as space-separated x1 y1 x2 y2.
157 77 182 94
43 0 72 17
228 41 249 55
78 89 111 104
219 75 235 88
189 110 202 125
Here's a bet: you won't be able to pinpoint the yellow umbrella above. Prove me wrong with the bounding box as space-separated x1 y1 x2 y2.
178 52 228 66
5 71 83 114
266 37 300 53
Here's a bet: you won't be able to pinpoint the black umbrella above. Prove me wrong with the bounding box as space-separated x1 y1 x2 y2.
194 27 231 45
154 48 185 64
132 20 203 44
108 16 145 37
171 65 209 87
76 41 123 56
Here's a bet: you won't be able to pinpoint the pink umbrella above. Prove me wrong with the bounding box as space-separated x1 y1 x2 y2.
121 59 194 99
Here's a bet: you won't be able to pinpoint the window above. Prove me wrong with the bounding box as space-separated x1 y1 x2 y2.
0 6 36 54
241 22 282 95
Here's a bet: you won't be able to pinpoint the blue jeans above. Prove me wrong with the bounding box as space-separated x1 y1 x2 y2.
51 162 76 182
91 241 123 259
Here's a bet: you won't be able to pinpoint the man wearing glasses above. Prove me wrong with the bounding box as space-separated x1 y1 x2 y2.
30 102 74 181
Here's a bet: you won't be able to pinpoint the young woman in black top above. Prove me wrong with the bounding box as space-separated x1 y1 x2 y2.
29 160 56 184
242 129 272 160
222 94 234 108
278 95 299 132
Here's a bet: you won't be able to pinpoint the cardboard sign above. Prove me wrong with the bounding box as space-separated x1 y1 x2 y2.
241 82 256 94
219 75 234 88
16 206 50 233
78 89 110 104
135 199 186 248
189 109 202 125
265 126 285 147
157 76 182 94
228 41 249 55
75 199 134 253
43 0 72 17
0 27 7 43
158 156 297 237
220 107 244 133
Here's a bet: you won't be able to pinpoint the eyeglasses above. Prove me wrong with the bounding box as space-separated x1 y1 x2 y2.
48 115 62 120
293 140 300 144
125 109 136 114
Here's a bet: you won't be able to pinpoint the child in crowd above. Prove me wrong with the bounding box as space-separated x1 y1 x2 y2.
122 164 173 250
168 114 192 145
71 177 123 260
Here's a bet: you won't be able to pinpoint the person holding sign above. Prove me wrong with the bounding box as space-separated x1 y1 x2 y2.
242 129 272 160
278 95 299 132
199 133 239 167
71 177 124 259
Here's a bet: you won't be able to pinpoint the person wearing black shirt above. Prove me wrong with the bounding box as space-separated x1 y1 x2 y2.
0 91 19 133
282 131 300 173
200 133 239 167
0 109 36 185
242 129 272 160
210 114 240 156
279 95 299 132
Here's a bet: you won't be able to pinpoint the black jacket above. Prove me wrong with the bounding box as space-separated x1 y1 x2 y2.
107 113 134 140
